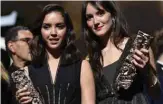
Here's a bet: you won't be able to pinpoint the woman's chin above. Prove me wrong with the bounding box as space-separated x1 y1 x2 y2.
48 44 60 50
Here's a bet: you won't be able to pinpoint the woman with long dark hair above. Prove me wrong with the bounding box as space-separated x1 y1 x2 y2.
1 62 12 104
82 1 160 104
16 4 95 104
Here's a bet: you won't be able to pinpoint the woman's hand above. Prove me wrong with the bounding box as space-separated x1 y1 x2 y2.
132 47 161 99
16 85 32 104
132 48 149 69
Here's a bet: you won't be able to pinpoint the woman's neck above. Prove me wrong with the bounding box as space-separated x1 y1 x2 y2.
101 35 114 49
101 38 114 55
100 30 114 49
46 48 62 61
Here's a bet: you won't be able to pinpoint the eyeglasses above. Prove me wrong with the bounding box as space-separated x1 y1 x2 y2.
14 38 33 44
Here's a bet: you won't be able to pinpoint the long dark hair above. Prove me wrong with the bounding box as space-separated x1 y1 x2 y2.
82 1 129 78
30 4 81 67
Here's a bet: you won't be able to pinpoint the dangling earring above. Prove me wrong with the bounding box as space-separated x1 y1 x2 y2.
112 17 116 31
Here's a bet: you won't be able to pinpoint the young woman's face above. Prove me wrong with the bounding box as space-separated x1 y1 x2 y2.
41 11 67 50
86 3 113 37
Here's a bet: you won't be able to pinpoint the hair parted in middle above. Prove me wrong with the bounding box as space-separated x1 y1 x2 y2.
30 4 81 67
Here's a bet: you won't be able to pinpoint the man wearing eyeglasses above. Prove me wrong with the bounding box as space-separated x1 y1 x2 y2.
5 26 33 67
4 26 33 104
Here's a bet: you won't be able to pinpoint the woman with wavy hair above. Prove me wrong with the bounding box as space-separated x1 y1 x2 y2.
16 4 95 104
82 1 160 104
1 61 12 104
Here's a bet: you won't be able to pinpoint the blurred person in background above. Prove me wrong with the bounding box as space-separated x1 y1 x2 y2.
1 61 12 104
148 28 163 104
5 26 34 104
154 28 163 74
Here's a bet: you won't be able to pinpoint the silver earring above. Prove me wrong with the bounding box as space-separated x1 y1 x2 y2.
112 18 116 30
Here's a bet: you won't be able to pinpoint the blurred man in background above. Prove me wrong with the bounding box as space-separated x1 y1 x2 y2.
148 28 163 104
3 26 33 104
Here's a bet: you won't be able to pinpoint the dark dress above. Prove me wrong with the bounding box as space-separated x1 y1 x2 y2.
28 59 82 104
96 38 149 104
1 76 13 104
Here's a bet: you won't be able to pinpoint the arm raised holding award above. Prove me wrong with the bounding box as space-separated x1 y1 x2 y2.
115 30 161 99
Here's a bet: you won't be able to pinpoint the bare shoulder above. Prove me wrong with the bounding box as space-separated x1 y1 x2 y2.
80 59 94 83
80 59 94 84
80 60 93 78
81 60 91 71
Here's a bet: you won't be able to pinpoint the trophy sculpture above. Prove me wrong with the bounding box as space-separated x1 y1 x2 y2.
115 30 153 90
11 69 43 104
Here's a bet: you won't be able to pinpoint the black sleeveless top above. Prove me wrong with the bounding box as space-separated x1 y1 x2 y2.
28 59 82 104
103 61 118 84
96 38 149 104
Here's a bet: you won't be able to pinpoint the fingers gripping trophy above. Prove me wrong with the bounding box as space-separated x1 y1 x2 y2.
11 68 43 104
115 30 154 90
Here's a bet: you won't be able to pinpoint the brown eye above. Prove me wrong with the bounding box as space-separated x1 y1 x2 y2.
42 24 51 29
86 14 93 21
56 23 66 29
97 10 105 16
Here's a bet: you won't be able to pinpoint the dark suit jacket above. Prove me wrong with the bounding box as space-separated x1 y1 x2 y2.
147 62 163 104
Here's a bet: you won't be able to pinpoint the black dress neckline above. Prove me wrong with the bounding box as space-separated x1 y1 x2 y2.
97 37 148 104
102 38 131 79
103 60 119 69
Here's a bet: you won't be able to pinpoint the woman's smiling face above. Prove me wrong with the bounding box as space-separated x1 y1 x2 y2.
86 3 113 37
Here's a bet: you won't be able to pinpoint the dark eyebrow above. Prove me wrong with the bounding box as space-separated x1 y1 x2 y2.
55 22 65 26
56 22 65 25
97 7 104 11
98 9 105 12
42 23 51 26
96 9 105 15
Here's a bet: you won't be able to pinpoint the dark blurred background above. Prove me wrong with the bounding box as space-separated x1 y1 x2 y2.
1 1 163 69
